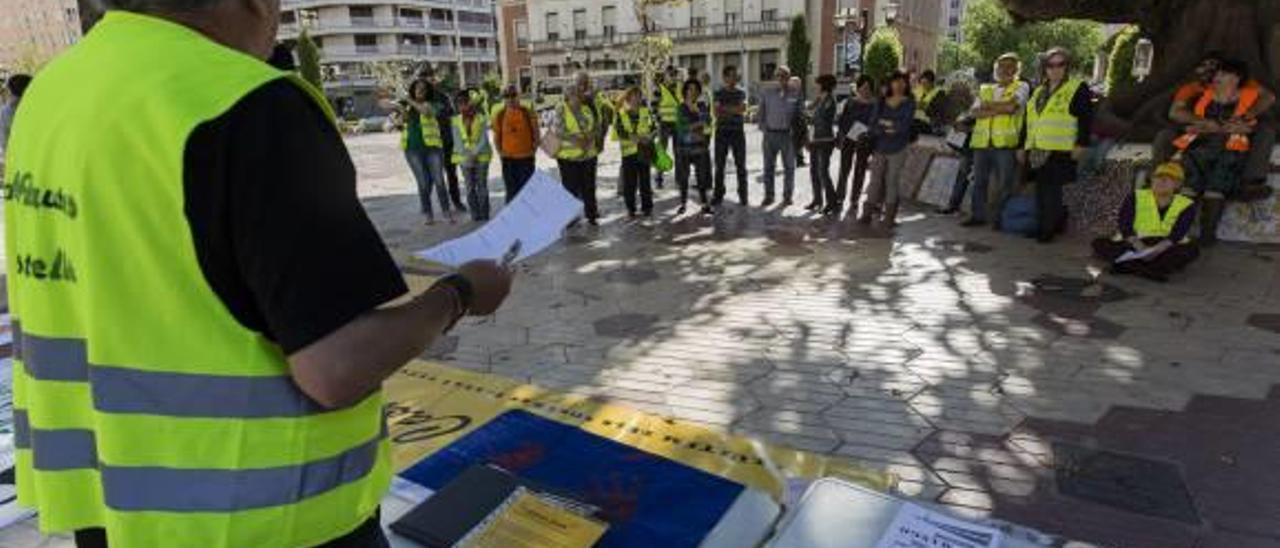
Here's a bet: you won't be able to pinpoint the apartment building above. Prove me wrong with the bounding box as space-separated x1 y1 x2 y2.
940 0 965 42
496 0 533 90
277 0 500 113
0 0 84 74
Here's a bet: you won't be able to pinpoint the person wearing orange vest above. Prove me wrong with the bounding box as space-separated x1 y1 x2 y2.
1154 52 1275 201
1173 59 1259 245
1092 162 1200 282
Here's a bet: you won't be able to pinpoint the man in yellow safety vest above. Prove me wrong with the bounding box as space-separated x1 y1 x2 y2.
3 2 513 545
962 52 1029 228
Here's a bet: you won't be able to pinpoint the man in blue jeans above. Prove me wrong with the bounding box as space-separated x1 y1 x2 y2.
963 53 1028 228
758 66 798 206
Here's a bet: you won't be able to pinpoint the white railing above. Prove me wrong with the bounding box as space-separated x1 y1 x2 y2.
458 21 493 33
428 19 455 31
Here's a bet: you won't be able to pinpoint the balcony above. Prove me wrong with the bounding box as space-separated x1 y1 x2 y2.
397 43 456 58
460 46 497 59
284 0 479 7
355 43 382 54
458 21 493 33
428 18 455 31
528 20 788 54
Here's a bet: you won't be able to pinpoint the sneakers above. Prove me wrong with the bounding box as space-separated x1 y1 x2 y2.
701 204 714 215
677 204 687 214
761 196 775 207
935 206 958 215
959 218 985 227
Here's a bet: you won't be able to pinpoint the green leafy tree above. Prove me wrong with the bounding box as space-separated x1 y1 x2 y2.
482 72 502 97
863 28 902 88
1106 25 1140 96
785 14 812 93
296 30 323 89
938 39 982 77
963 0 1102 78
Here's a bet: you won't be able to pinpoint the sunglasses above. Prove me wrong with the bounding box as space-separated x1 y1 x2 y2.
1046 62 1067 68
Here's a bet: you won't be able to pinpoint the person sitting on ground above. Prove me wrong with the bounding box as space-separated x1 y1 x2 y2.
1173 59 1261 245
913 69 949 137
1093 162 1200 282
1155 51 1275 202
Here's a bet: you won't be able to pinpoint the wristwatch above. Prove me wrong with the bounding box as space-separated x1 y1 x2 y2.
434 274 474 330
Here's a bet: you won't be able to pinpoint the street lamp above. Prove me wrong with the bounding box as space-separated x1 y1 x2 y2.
1132 37 1154 82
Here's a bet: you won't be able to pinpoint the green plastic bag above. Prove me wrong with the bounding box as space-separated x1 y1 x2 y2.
653 144 674 173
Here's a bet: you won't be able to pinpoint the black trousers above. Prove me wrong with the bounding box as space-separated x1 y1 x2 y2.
675 150 711 207
442 146 465 208
501 157 535 202
75 512 389 548
1031 152 1076 239
558 157 599 221
714 131 748 204
945 147 975 210
834 138 873 211
1093 238 1200 277
621 155 654 215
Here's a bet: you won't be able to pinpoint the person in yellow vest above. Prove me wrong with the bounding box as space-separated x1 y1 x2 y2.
1172 59 1261 245
1092 162 1200 282
556 77 601 225
452 89 494 221
2 4 514 546
962 52 1029 228
912 69 948 136
654 65 683 188
1022 47 1094 243
402 78 454 224
614 86 657 217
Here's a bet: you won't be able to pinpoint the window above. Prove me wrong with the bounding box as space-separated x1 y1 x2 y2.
572 9 586 41
355 35 377 46
515 19 529 48
545 12 559 41
760 50 778 80
281 11 296 24
349 6 373 18
602 6 617 39
691 16 706 27
761 9 777 21
725 12 739 24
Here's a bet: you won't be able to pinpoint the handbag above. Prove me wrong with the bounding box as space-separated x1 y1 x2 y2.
653 143 674 173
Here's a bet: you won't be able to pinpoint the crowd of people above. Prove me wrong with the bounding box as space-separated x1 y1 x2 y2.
392 48 1275 281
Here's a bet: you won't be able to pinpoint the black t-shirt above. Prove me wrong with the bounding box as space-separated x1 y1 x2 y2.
184 79 408 354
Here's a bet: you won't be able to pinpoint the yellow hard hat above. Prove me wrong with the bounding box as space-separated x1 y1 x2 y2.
1153 161 1185 183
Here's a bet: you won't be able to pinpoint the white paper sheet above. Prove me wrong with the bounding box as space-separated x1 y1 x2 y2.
1115 247 1158 263
414 171 584 267
945 128 969 149
874 503 1003 548
846 122 870 141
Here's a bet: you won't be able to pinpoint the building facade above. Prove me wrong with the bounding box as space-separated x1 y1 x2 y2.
883 0 942 74
496 0 533 90
940 0 965 42
0 0 83 74
277 0 500 114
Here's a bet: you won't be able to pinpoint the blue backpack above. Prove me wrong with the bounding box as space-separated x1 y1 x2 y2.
1001 195 1038 236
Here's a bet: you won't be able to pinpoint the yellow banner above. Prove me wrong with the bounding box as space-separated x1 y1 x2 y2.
384 360 894 501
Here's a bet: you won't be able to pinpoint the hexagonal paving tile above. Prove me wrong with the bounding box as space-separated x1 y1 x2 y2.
592 312 661 338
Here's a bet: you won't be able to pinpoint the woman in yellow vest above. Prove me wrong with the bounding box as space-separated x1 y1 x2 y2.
402 79 453 224
1022 47 1093 243
614 86 658 217
654 66 683 188
1093 162 1200 282
912 69 948 136
1173 59 1260 246
556 78 601 225
963 53 1029 228
452 89 494 221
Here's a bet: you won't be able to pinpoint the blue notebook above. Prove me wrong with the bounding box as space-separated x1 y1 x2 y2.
398 410 745 547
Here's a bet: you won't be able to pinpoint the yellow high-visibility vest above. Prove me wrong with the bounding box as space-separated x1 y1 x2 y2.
614 107 655 157
971 82 1024 149
1132 189 1195 241
1025 78 1084 152
556 102 598 160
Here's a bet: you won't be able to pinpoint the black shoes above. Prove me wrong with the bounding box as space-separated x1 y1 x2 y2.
959 218 985 228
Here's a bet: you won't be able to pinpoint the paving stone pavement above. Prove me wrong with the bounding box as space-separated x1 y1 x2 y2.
350 130 1280 546
2 130 1277 547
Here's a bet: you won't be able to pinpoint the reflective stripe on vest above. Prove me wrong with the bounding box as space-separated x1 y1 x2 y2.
451 113 492 165
614 107 654 157
556 103 597 160
401 111 444 149
1174 85 1260 152
971 82 1024 149
914 87 942 122
1025 79 1083 152
1133 190 1195 240
3 12 389 545
658 84 682 123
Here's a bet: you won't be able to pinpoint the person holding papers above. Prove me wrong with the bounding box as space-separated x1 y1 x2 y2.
452 90 493 222
858 71 916 229
833 75 878 217
1092 162 1200 282
614 86 657 218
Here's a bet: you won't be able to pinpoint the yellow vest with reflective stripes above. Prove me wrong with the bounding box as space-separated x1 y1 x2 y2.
971 82 1024 149
1025 79 1084 152
914 86 943 122
1133 189 1194 241
451 113 492 165
3 11 389 547
658 83 682 123
613 107 655 157
556 102 598 160
401 109 444 149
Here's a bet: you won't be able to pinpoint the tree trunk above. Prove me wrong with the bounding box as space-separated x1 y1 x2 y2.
1000 0 1280 140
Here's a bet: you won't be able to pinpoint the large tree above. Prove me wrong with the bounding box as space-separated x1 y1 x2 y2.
996 0 1280 138
965 0 1102 79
